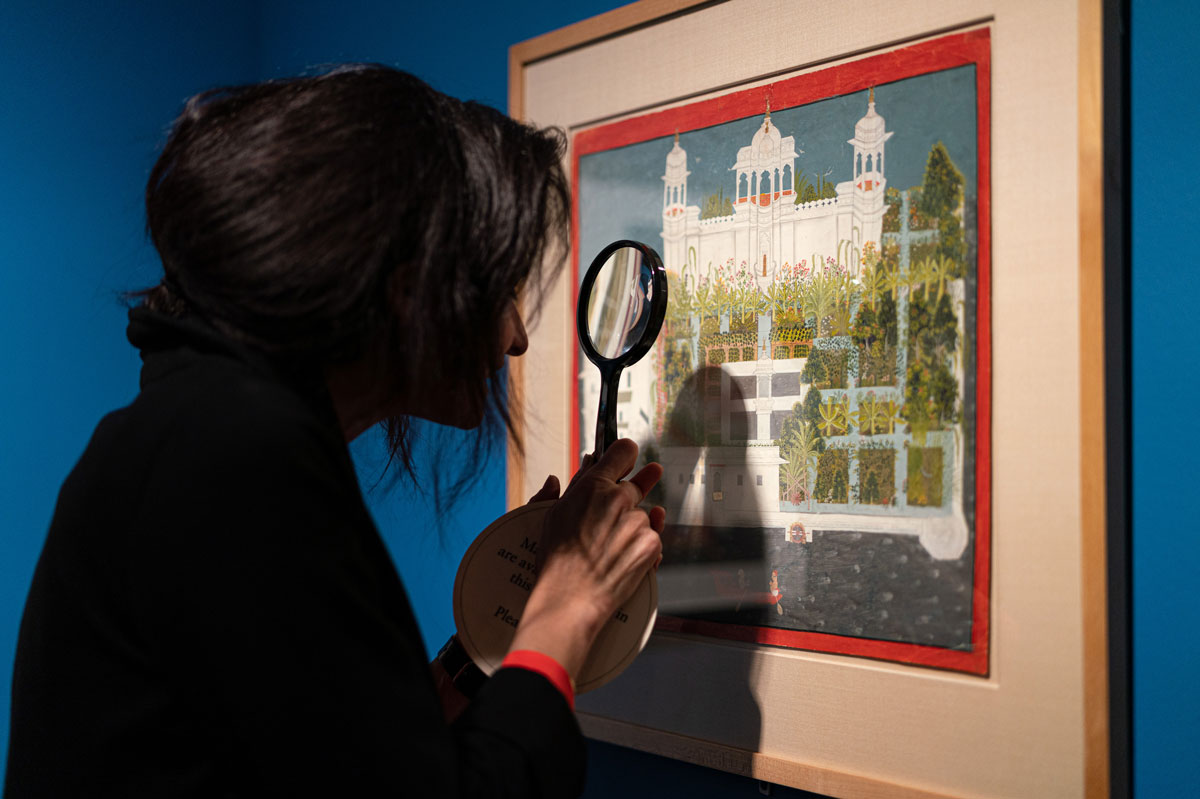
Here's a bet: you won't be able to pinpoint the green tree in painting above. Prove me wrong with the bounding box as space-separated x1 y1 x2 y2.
711 275 732 325
700 187 733 220
817 394 849 437
882 260 905 302
908 446 944 506
852 391 887 436
859 241 885 310
918 142 964 220
779 414 821 506
794 169 837 204
882 186 902 232
692 278 717 322
734 283 759 327
918 141 967 265
779 459 807 506
851 289 897 387
664 271 692 333
800 387 825 445
928 254 959 302
902 291 959 444
794 171 812 204
809 269 839 336
779 400 824 462
662 339 693 404
857 447 896 505
766 282 790 320
815 448 849 504
895 141 968 447
779 413 821 505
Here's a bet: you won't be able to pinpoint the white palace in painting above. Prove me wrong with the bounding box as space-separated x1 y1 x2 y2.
663 89 894 290
580 92 969 560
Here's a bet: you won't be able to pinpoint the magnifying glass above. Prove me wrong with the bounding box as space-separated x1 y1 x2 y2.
577 240 669 456
450 241 668 694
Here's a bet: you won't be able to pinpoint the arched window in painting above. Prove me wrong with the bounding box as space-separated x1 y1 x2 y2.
856 152 862 177
783 164 792 194
866 153 873 173
739 172 748 201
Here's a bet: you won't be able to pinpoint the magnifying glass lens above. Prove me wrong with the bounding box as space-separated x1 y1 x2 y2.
578 240 667 456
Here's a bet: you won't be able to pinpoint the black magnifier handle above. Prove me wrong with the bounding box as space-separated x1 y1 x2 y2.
594 364 622 457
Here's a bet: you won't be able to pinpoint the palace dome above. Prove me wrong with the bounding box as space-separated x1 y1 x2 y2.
855 90 886 142
750 116 782 160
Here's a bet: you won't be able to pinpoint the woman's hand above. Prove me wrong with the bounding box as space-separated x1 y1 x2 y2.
508 439 664 681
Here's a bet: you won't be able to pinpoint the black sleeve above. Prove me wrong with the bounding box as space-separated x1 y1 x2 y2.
131 394 585 798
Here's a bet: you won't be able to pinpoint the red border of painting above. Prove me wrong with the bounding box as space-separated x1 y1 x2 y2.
568 28 991 675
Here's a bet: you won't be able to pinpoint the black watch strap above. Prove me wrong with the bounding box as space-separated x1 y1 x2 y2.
436 635 489 699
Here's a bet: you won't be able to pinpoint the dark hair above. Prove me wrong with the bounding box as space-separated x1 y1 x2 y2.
138 64 569 505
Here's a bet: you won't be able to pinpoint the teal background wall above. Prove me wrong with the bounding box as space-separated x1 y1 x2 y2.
1 1 1194 796
0 0 259 785
1130 2 1199 796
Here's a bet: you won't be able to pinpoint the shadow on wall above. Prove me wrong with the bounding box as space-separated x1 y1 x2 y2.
578 365 810 759
651 365 770 754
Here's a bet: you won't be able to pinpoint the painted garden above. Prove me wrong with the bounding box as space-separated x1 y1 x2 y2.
656 142 972 517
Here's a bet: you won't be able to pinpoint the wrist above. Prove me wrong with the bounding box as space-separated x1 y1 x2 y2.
502 649 575 709
509 599 604 681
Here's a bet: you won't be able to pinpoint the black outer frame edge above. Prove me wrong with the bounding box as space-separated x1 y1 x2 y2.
576 240 669 372
1103 0 1132 795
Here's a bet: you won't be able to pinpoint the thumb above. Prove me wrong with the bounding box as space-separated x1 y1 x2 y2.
528 475 561 503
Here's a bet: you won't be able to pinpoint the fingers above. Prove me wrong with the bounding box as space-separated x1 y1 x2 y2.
610 507 663 579
648 506 666 570
589 438 639 482
626 462 664 504
648 506 666 534
528 475 561 503
566 453 594 490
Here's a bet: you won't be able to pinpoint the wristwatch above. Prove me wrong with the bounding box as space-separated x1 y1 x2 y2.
435 635 489 698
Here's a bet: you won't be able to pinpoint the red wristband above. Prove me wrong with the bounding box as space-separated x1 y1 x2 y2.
501 650 575 709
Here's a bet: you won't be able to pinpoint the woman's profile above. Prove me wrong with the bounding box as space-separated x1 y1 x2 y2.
5 65 664 798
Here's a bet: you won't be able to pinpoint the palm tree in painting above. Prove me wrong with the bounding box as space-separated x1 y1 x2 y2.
880 397 902 434
930 254 957 302
781 419 820 508
909 256 934 301
692 278 716 323
853 391 885 437
809 269 839 337
883 264 906 302
818 395 847 437
766 281 789 321
860 261 887 311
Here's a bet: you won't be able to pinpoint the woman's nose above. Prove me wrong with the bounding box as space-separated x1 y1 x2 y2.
507 303 529 357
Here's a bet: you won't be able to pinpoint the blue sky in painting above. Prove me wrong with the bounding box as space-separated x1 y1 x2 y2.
577 64 978 270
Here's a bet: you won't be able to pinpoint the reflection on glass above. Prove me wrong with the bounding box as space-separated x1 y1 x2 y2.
586 247 654 359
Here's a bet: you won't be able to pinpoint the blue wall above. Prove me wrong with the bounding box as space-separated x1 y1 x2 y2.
2 1 1195 796
1131 2 1200 796
0 1 258 783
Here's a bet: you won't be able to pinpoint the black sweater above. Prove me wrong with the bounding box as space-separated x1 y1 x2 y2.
6 309 584 797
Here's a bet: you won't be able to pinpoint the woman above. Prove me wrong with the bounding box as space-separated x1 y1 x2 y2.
6 65 664 797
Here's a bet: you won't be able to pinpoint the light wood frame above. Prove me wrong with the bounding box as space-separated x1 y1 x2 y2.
507 1 1124 796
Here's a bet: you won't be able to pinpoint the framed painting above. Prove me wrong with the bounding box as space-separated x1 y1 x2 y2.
572 28 990 677
508 1 1127 796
